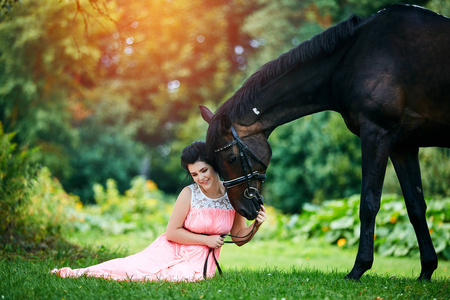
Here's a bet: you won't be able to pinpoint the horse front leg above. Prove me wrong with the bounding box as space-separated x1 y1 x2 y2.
345 127 391 281
390 147 438 280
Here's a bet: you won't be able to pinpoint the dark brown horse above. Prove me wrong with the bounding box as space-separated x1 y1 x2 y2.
200 4 450 281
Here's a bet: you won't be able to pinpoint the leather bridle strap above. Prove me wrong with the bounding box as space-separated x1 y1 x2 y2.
222 171 266 189
215 126 267 191
203 248 222 279
229 126 268 170
186 222 258 279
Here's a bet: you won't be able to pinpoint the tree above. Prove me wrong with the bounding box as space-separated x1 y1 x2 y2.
265 112 362 213
1 0 263 201
62 95 147 203
85 0 261 145
0 0 102 179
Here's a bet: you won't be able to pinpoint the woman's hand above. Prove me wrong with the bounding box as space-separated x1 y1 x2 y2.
205 235 225 249
255 205 266 227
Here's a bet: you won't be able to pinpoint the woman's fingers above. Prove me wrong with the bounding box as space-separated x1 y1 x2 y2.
213 235 224 248
256 205 266 225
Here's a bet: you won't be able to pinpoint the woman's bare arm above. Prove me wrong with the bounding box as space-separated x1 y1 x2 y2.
166 187 224 249
230 205 266 246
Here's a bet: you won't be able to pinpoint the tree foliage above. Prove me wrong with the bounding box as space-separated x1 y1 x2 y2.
62 96 147 203
1 0 449 210
264 112 362 212
0 0 101 178
1 0 260 202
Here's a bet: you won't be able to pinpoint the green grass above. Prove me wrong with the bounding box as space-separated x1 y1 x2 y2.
67 231 450 279
1 258 449 300
220 240 450 279
1 234 449 299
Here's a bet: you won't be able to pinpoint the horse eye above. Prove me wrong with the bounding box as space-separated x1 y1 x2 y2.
228 155 237 163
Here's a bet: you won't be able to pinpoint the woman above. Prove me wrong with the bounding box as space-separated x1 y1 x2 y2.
51 141 266 282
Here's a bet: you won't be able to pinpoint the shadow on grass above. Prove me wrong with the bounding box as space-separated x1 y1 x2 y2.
0 235 125 266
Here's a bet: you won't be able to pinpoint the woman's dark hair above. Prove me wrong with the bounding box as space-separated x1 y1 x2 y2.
181 141 219 175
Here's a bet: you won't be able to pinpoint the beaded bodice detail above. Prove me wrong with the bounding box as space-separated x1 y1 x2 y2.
189 183 233 210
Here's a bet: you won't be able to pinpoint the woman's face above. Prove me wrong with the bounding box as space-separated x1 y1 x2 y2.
188 160 218 190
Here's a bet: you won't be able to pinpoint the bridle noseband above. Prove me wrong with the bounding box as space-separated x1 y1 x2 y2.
214 126 267 200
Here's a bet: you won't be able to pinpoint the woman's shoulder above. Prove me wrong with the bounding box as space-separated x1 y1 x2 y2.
174 185 192 206
186 183 197 193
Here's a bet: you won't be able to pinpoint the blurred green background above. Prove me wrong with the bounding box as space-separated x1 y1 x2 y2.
1 0 449 259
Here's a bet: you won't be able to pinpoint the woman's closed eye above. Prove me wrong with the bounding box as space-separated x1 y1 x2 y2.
191 168 208 177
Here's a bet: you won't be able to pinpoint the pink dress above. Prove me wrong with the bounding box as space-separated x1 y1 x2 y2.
51 183 235 282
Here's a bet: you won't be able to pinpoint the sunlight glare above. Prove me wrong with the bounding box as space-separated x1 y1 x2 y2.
196 35 205 43
101 55 111 67
124 46 134 55
249 39 260 48
167 80 180 93
234 45 244 55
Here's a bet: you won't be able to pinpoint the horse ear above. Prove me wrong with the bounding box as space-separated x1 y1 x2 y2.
199 105 214 124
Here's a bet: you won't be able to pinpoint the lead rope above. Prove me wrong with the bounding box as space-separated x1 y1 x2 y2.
202 222 257 279
203 248 222 279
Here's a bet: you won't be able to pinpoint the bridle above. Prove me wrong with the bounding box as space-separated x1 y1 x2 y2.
214 126 268 200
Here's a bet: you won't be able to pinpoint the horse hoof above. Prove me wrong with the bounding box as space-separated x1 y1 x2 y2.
418 273 433 281
344 274 361 282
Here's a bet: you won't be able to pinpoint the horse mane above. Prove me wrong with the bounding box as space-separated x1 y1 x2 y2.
206 13 364 154
217 14 363 119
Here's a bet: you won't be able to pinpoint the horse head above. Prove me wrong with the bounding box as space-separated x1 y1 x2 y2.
200 105 272 220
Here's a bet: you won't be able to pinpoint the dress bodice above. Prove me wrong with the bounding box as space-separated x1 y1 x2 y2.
183 183 235 236
189 183 234 210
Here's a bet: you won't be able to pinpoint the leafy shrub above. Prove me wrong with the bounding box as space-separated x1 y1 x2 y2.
0 123 38 242
70 177 174 240
280 195 450 259
25 167 81 242
1 122 80 248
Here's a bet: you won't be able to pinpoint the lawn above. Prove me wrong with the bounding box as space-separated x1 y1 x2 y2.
2 258 448 300
66 231 450 279
1 232 449 299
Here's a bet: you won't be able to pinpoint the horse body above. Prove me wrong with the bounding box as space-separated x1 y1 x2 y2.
335 6 450 148
201 5 450 281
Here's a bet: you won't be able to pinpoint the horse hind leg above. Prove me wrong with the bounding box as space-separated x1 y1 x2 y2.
390 147 438 280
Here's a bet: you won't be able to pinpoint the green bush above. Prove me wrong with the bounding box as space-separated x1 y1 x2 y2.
0 123 38 243
25 167 80 242
70 177 174 240
282 195 450 259
1 122 82 248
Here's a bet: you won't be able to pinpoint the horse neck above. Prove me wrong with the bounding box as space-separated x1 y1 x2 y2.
259 96 331 132
251 58 340 135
